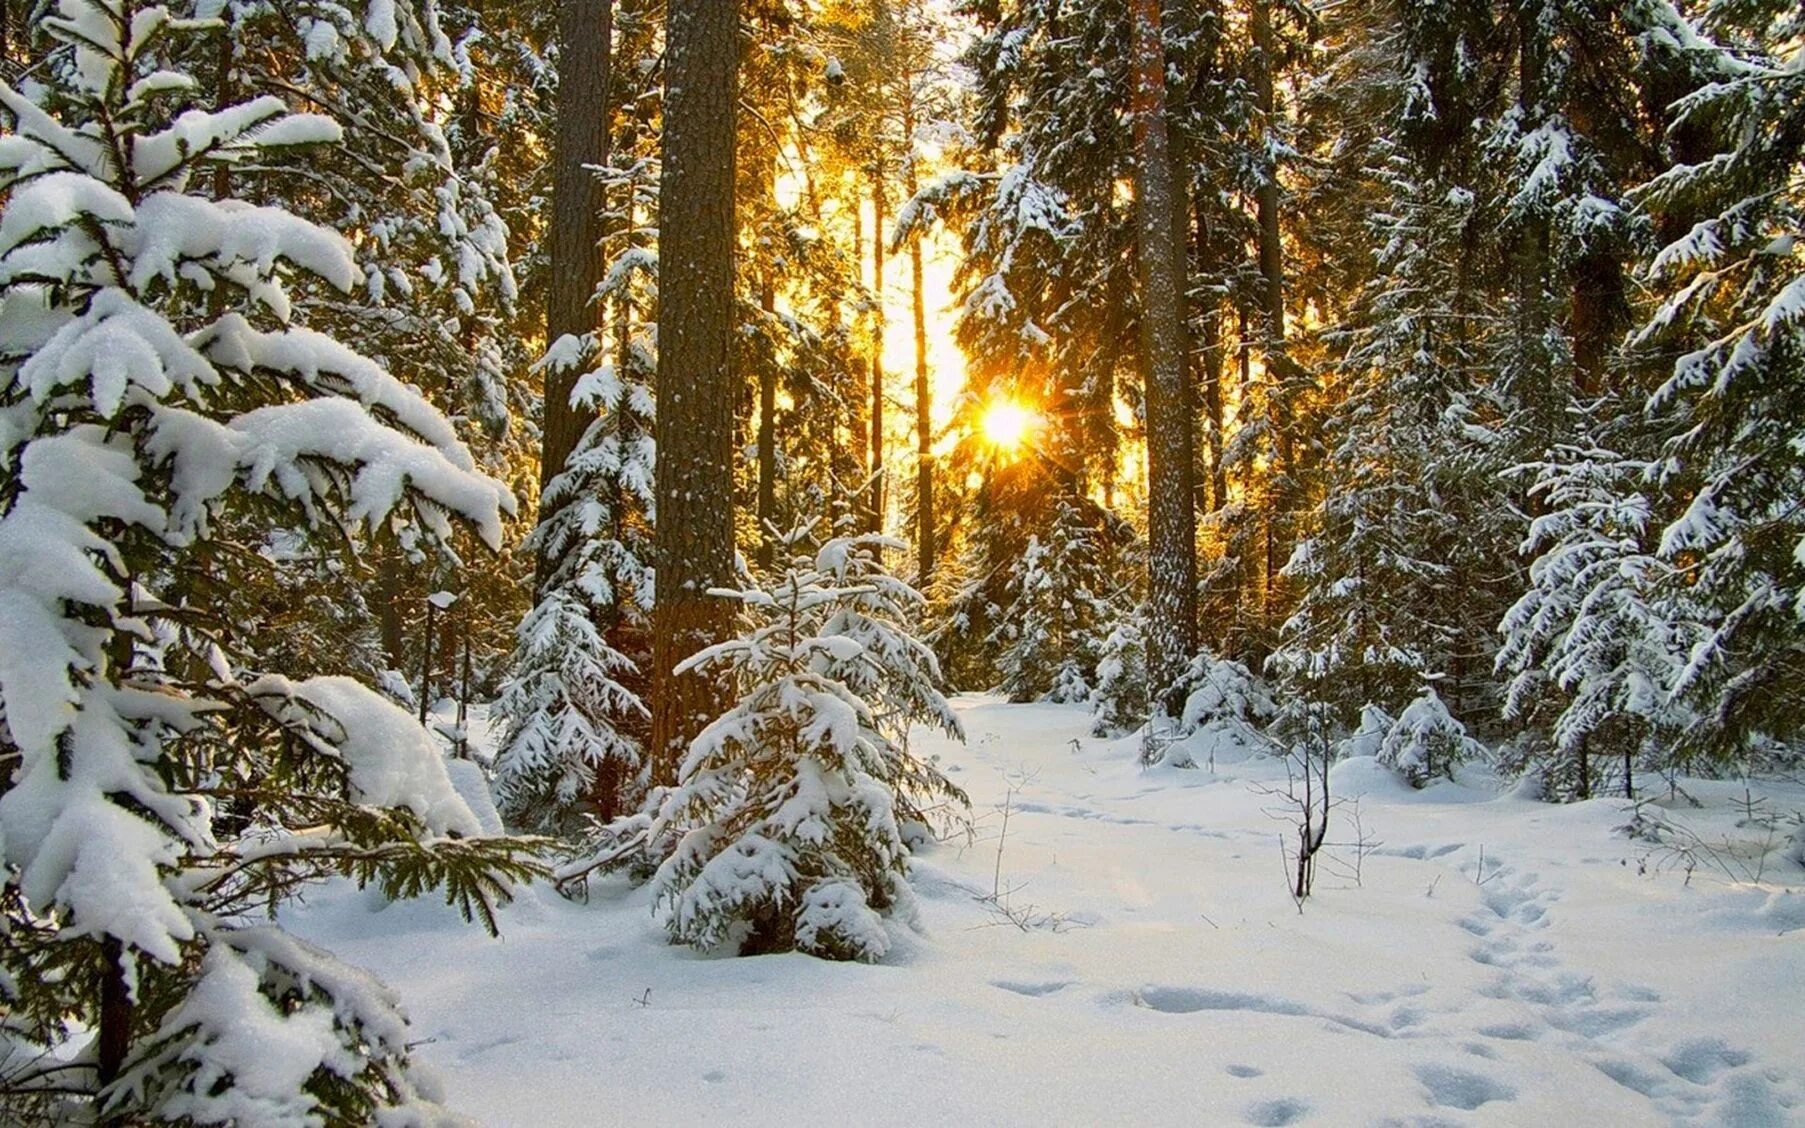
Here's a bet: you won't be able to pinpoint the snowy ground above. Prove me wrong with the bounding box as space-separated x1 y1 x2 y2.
290 697 1805 1127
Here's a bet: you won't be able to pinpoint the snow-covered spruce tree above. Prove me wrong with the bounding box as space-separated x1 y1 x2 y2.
1496 438 1696 798
1090 607 1149 738
991 493 1113 704
210 0 522 438
1620 8 1805 759
652 528 966 961
1378 688 1489 787
806 534 969 832
491 327 655 832
1272 129 1515 724
0 3 537 1119
1499 6 1805 785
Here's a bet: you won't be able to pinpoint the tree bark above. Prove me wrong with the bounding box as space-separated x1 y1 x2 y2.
1250 0 1295 479
1513 0 1556 443
851 200 874 530
375 548 406 669
537 0 614 594
651 0 740 784
756 269 778 569
1132 0 1198 711
97 938 131 1108
870 176 888 532
1193 193 1228 514
905 99 935 586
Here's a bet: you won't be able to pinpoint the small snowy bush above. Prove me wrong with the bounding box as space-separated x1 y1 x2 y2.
1336 703 1394 760
1148 653 1277 767
1378 690 1488 786
491 589 647 830
652 530 966 961
1177 654 1278 733
0 4 537 1120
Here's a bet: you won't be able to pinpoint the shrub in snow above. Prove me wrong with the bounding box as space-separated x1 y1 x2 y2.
1090 611 1149 737
652 529 966 961
1378 690 1488 786
491 331 655 832
1177 654 1278 733
1335 703 1394 761
1147 653 1277 767
0 4 538 1120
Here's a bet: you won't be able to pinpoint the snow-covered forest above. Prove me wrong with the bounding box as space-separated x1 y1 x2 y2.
1 0 1802 1123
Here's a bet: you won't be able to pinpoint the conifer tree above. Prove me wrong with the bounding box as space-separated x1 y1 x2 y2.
0 3 537 1118
652 528 965 960
991 494 1116 703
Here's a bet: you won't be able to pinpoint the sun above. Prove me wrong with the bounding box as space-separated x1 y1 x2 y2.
980 398 1039 454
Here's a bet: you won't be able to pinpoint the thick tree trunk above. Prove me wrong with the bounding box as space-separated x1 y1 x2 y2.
650 0 740 784
905 102 935 585
537 0 614 594
1131 0 1198 711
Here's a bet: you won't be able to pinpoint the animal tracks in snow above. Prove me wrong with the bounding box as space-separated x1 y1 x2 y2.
1455 857 1799 1125
1066 852 1801 1125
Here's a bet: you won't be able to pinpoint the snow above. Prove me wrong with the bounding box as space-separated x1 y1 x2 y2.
250 674 484 837
287 697 1805 1126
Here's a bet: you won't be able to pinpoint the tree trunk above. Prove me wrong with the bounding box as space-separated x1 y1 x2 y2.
537 0 614 594
850 202 874 529
755 143 779 570
1132 0 1198 711
1193 201 1227 514
1251 0 1295 479
375 548 406 670
97 938 131 1109
870 176 888 532
905 101 935 586
1513 0 1556 444
650 0 740 784
756 269 777 570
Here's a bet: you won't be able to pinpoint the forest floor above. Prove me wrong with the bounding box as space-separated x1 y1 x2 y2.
290 697 1805 1127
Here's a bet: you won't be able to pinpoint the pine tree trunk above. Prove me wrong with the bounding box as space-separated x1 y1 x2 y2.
756 154 778 570
1193 199 1227 514
1251 0 1293 475
1132 0 1198 711
97 938 131 1110
871 176 888 532
376 548 406 670
651 0 740 784
850 203 874 529
1513 0 1556 443
906 101 935 586
537 0 614 595
756 287 777 570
